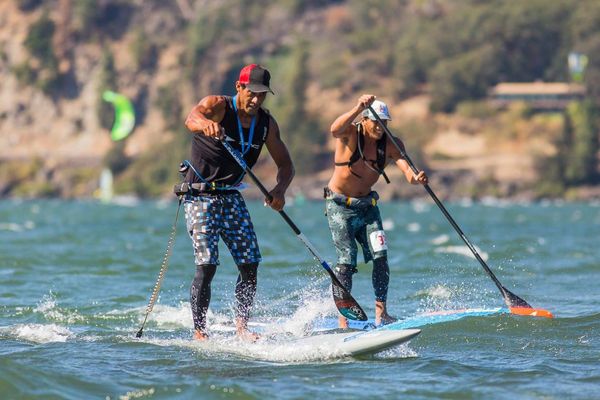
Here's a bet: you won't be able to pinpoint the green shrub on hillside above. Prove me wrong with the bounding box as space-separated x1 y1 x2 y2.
114 129 189 197
12 62 37 86
97 50 118 131
563 100 599 184
24 12 56 68
155 83 183 132
16 0 42 12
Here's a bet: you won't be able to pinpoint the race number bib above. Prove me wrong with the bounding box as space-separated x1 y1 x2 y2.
369 230 388 252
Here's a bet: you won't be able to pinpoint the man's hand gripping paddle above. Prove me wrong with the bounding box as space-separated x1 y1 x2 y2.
368 105 553 318
221 139 367 321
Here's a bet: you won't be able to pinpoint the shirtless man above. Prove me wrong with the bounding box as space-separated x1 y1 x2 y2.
325 94 428 328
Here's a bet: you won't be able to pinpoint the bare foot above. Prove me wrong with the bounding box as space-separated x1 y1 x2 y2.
193 329 209 341
236 318 260 342
375 301 397 326
376 313 398 326
236 328 260 342
338 316 349 329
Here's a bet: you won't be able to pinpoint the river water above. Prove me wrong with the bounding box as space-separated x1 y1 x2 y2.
1 198 598 399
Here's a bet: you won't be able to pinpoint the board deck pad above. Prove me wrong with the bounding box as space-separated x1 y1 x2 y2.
314 308 509 332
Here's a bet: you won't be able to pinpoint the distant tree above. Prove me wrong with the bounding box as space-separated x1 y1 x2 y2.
24 12 56 69
569 2 600 104
564 100 599 184
24 11 61 94
17 0 43 12
97 50 118 131
155 83 183 132
429 44 500 112
276 39 326 174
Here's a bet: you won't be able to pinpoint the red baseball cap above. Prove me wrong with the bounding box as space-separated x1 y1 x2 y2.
238 64 274 94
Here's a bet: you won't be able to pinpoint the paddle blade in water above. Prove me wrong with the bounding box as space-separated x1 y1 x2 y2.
509 307 554 318
501 286 533 308
332 285 368 321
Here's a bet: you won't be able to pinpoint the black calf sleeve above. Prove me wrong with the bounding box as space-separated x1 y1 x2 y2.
372 257 390 302
190 264 217 332
335 264 357 292
235 262 258 322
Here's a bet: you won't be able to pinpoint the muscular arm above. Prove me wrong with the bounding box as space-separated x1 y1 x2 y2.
264 117 295 211
184 95 226 138
389 136 429 185
330 94 376 138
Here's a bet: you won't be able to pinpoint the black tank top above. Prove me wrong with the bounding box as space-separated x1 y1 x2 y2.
185 96 270 186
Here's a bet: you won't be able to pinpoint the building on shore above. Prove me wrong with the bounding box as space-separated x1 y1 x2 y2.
489 82 585 111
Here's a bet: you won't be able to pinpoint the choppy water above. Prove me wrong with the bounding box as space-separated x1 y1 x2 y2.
1 198 599 399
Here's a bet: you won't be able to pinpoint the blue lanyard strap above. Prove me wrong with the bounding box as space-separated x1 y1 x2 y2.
232 95 256 155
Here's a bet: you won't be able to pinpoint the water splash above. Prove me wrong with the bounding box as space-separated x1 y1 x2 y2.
3 324 74 343
434 245 489 261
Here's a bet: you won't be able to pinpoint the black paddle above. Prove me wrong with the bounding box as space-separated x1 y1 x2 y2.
221 139 368 321
367 105 535 311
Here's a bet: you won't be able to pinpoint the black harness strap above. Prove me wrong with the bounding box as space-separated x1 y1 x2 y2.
334 123 390 183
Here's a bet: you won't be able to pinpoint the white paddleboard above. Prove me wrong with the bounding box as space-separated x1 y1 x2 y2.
290 328 421 357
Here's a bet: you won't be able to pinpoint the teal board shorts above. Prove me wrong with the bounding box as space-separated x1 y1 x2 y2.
325 188 388 267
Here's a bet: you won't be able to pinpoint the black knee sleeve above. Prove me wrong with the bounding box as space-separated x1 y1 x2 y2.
372 257 390 302
335 264 357 292
235 262 258 321
190 264 216 332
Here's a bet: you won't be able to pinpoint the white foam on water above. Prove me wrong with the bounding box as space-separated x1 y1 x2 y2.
434 245 489 261
0 218 35 232
406 222 421 232
430 234 450 245
415 284 453 300
372 343 418 359
7 323 74 343
34 294 85 324
481 197 510 208
148 302 193 330
143 332 387 363
382 219 395 231
268 290 337 336
116 387 156 400
415 282 490 313
410 200 430 213
0 222 24 232
458 198 473 207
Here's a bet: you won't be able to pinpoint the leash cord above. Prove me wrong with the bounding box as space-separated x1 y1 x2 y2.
136 197 183 337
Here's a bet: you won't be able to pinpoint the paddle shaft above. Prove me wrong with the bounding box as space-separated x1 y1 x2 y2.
220 140 353 294
367 106 522 305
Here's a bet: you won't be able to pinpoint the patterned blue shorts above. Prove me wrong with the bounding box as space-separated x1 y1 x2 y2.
184 192 261 266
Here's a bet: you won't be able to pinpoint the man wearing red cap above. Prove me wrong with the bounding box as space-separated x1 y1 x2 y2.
183 64 294 341
325 94 428 329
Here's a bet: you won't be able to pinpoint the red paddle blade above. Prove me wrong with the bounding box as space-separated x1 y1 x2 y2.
509 307 554 318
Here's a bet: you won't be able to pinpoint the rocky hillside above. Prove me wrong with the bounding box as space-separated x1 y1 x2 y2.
1 0 598 200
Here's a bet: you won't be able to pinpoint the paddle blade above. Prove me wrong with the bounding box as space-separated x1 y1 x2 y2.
501 286 533 308
332 283 368 321
135 328 144 338
509 307 554 318
502 286 553 318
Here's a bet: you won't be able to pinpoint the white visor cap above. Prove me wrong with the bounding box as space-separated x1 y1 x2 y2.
362 100 391 121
